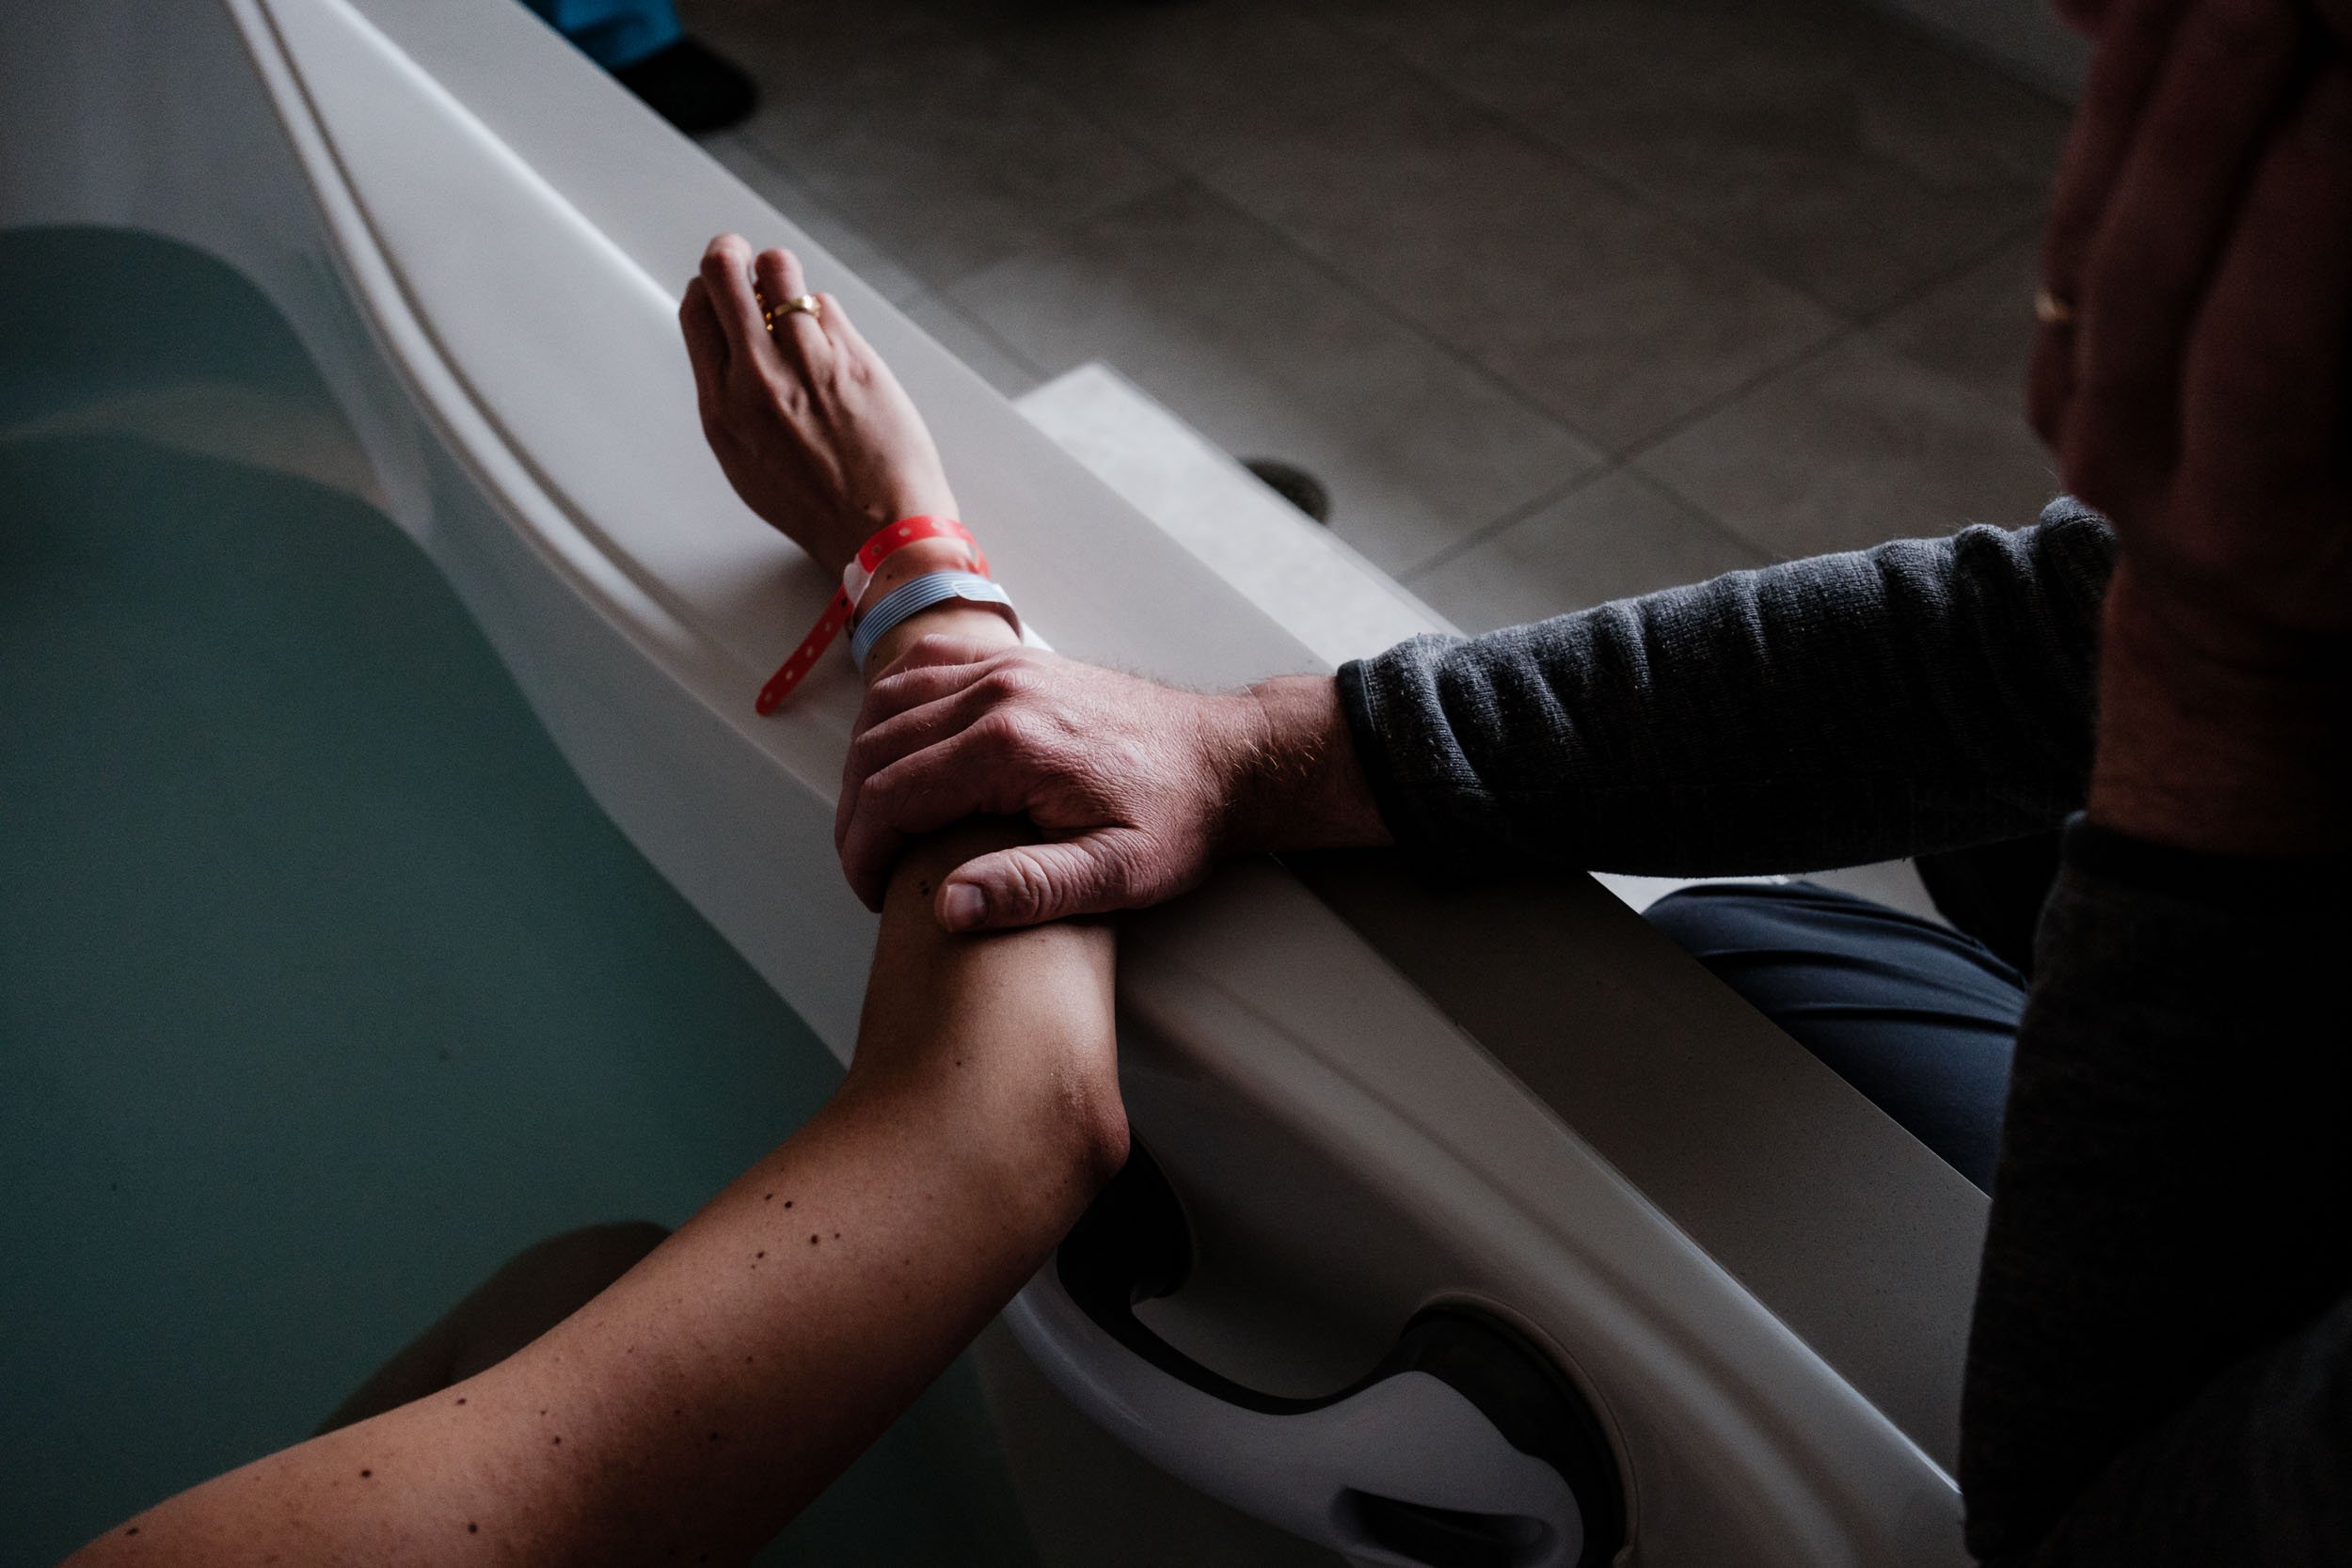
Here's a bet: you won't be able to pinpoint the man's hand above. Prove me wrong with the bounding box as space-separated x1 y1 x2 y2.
2032 10 2352 853
835 641 1387 929
2034 4 2351 652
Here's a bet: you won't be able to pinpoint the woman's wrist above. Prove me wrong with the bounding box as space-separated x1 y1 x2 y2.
803 494 962 580
842 521 1015 681
863 600 1021 684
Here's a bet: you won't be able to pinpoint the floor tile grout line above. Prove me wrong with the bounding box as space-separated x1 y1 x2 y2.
1611 324 1861 469
979 1 1411 190
727 0 2001 483
930 13 1629 465
716 10 1608 476
1179 180 1616 457
723 27 1195 300
929 145 1858 576
695 130 927 300
1399 466 1621 583
914 292 1053 387
711 0 2055 578
1849 212 2051 330
1324 10 2056 325
1601 325 1878 564
927 166 1627 559
702 8 1680 555
1139 43 1889 460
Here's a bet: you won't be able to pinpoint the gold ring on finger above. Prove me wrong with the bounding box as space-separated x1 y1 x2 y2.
765 293 822 332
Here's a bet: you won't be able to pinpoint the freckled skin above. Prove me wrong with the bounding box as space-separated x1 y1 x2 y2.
60 260 1126 1566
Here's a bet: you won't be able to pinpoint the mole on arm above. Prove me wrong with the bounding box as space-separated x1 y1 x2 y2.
359 1469 373 1479
810 1234 820 1244
468 1523 479 1534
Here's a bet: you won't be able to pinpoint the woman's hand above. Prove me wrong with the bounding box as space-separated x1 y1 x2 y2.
679 234 957 577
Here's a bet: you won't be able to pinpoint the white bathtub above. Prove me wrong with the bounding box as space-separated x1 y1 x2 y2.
0 3 1993 1562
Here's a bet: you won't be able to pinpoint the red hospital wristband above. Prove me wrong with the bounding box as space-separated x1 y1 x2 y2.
755 515 990 713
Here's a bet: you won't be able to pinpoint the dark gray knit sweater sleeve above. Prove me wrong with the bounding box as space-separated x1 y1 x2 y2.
1962 825 2352 1566
1337 501 2113 874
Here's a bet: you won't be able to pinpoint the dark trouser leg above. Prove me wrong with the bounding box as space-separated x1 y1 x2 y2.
1913 829 2063 978
1645 882 2025 1192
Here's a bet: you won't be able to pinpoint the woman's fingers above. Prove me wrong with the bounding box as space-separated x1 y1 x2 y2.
699 234 772 373
2067 0 2304 515
678 277 728 403
816 293 868 358
755 247 830 371
2030 0 2188 443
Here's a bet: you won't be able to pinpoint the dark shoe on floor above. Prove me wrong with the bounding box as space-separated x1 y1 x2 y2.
615 36 756 135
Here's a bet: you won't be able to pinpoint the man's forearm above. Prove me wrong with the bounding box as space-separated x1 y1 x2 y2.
1226 673 1391 857
1332 508 2114 875
2089 564 2352 856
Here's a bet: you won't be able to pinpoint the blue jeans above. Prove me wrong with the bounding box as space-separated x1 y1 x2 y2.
519 0 678 69
1646 881 2024 1192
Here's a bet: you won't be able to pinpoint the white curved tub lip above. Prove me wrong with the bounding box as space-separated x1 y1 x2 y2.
0 2 1985 1560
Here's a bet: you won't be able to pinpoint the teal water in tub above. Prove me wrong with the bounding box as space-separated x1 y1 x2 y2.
0 230 1035 1566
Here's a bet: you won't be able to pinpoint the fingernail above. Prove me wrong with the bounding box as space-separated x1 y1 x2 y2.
940 883 985 930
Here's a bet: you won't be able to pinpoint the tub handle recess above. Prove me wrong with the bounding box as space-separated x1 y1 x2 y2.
1003 1146 1626 1568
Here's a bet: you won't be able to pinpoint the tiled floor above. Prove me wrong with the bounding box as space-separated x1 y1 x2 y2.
684 0 2069 626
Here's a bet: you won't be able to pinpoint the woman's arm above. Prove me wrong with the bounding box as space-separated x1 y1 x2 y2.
68 240 1120 1565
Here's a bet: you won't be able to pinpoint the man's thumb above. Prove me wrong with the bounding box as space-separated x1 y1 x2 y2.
937 837 1131 932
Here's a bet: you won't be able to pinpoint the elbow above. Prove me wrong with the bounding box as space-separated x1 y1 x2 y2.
1061 1060 1131 1199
